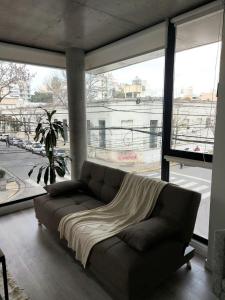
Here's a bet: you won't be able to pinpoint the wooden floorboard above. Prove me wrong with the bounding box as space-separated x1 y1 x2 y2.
0 208 217 300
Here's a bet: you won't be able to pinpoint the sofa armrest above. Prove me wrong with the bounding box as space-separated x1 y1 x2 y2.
45 180 87 197
118 217 178 252
212 229 225 296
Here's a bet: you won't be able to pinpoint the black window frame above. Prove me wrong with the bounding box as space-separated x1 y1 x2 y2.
161 20 215 244
161 20 213 183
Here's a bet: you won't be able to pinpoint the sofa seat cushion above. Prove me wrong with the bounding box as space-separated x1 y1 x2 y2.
34 193 103 232
81 199 103 210
118 217 178 252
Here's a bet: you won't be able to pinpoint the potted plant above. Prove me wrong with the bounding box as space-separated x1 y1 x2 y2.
28 109 69 185
0 169 7 191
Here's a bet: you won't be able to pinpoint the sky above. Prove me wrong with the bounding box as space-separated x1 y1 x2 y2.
27 65 64 93
111 42 221 97
26 41 221 97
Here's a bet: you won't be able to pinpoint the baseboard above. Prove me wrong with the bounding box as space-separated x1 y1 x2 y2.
0 199 33 216
190 238 208 258
204 258 212 272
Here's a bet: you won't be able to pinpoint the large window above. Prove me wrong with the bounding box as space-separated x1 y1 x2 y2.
167 9 223 240
0 61 70 205
86 50 165 174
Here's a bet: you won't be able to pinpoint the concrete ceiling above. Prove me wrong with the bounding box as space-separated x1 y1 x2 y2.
0 0 212 53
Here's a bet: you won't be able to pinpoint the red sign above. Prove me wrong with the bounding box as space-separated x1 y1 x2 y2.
118 152 137 161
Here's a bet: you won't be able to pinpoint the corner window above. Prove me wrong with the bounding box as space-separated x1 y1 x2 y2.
0 62 70 205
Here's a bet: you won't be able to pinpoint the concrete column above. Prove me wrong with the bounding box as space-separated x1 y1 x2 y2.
207 13 225 270
66 48 87 180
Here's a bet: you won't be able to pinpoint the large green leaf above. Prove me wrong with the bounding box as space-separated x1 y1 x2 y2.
55 156 66 168
34 123 42 141
37 166 45 184
50 110 57 118
50 167 56 184
44 167 49 185
57 125 65 141
55 166 65 177
28 165 37 177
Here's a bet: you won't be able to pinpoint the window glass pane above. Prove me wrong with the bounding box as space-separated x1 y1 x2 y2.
171 11 223 154
86 50 164 174
0 62 70 205
170 163 211 239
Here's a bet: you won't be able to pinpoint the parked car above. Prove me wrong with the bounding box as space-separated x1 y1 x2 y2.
8 137 14 145
54 148 66 158
32 143 43 154
40 145 46 156
21 140 29 149
0 134 9 141
17 139 24 147
25 141 33 151
12 138 20 146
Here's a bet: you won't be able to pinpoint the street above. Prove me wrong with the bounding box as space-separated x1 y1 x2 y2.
0 141 210 239
0 141 47 202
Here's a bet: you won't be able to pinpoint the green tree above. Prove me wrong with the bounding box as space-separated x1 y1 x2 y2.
30 91 53 103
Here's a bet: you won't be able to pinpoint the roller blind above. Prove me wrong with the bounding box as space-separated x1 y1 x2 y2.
85 22 166 71
0 42 66 68
171 0 224 26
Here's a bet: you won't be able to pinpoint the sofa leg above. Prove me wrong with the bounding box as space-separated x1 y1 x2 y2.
37 219 42 226
186 261 192 270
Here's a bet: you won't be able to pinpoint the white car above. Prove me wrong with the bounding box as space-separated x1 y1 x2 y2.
12 138 20 146
54 148 66 158
25 141 33 151
0 134 9 141
32 143 43 154
22 140 29 148
40 145 46 156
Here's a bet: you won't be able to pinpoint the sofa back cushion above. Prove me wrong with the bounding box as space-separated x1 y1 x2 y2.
151 184 201 246
80 161 126 204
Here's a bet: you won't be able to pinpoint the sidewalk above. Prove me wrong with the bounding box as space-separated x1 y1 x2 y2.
0 181 19 204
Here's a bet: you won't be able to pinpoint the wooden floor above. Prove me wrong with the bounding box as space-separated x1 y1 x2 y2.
0 208 217 300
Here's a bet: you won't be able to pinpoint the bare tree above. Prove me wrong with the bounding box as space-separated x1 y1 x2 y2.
0 62 32 102
45 71 68 107
86 73 114 102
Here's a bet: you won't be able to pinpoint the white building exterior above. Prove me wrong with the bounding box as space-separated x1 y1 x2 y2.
86 97 216 166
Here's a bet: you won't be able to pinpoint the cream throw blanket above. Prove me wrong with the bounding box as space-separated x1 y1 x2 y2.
58 173 167 268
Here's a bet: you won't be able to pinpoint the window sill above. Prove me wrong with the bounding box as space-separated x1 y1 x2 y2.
0 192 47 208
164 155 212 169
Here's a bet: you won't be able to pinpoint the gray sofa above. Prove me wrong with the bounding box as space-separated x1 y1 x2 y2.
34 160 201 300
